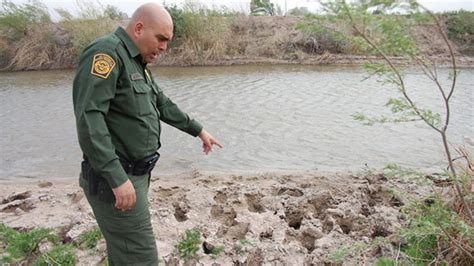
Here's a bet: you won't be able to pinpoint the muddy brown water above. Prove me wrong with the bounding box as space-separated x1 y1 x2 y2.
0 65 472 180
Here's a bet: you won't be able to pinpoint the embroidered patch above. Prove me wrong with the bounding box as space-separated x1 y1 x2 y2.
91 53 116 79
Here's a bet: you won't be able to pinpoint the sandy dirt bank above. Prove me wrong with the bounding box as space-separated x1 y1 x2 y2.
0 170 435 265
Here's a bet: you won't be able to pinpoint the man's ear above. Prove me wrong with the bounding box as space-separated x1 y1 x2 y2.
134 21 144 37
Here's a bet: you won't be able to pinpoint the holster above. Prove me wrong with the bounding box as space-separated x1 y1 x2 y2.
81 160 99 196
81 160 115 203
120 152 160 176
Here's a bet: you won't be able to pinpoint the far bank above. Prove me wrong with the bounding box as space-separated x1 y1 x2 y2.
1 11 473 71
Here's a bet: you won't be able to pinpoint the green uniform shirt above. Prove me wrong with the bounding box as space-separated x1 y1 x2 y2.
73 27 203 188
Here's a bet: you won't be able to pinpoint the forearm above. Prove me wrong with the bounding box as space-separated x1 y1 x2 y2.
158 98 203 136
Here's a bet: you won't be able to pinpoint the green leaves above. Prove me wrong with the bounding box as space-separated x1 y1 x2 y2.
175 229 201 261
399 195 473 264
352 97 441 127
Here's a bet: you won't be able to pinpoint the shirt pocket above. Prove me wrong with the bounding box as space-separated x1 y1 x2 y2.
132 82 154 116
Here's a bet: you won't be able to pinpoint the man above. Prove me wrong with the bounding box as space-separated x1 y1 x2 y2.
72 3 222 265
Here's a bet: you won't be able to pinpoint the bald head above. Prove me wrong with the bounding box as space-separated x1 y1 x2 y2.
127 3 173 31
125 3 174 63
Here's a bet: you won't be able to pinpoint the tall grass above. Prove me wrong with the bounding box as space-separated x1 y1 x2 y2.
0 0 75 70
164 1 237 65
56 0 119 56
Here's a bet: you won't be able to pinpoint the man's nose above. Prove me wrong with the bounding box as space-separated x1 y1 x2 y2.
158 41 167 51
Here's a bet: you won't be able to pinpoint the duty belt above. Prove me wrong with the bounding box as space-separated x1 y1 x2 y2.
119 152 160 176
83 152 160 176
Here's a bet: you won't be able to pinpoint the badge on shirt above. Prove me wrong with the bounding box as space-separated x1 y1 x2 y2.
91 53 116 79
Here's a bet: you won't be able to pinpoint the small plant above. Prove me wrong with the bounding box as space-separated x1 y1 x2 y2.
77 227 102 249
209 245 225 260
233 239 253 255
327 245 350 263
175 229 201 261
0 223 58 263
32 244 76 266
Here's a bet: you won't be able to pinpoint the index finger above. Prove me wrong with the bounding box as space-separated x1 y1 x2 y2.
212 140 223 149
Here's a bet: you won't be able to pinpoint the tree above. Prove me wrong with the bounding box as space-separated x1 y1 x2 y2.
104 5 128 20
250 0 275 16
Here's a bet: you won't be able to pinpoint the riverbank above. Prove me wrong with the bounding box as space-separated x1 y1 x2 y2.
1 13 473 71
1 170 439 264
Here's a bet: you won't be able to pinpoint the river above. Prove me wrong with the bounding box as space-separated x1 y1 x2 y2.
0 65 472 180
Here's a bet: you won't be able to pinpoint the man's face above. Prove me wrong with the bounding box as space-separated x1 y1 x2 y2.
135 20 173 64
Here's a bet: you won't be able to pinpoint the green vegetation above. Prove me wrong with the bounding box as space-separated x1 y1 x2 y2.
327 245 350 263
164 2 236 65
209 245 225 259
399 195 473 264
444 10 474 55
0 224 106 264
175 229 201 260
0 0 51 41
0 223 58 263
77 227 102 249
250 0 276 16
32 244 76 266
55 1 117 56
1 0 472 70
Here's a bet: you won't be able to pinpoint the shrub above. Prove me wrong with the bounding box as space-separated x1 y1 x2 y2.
163 2 234 64
444 11 474 55
399 194 473 264
0 0 51 42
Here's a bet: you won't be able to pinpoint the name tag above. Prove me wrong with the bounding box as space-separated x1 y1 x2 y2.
130 73 144 81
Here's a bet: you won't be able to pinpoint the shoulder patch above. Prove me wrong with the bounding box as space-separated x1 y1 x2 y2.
91 53 116 79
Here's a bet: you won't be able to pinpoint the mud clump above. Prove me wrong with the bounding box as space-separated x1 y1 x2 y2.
172 198 190 222
245 193 265 213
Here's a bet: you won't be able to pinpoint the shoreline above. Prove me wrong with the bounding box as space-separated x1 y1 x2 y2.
1 55 474 73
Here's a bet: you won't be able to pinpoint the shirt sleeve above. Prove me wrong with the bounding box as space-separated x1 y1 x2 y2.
73 48 129 188
153 78 203 137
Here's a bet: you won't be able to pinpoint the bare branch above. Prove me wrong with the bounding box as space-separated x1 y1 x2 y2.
341 1 442 134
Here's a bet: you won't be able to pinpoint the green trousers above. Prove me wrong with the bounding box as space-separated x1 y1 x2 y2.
80 173 158 266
